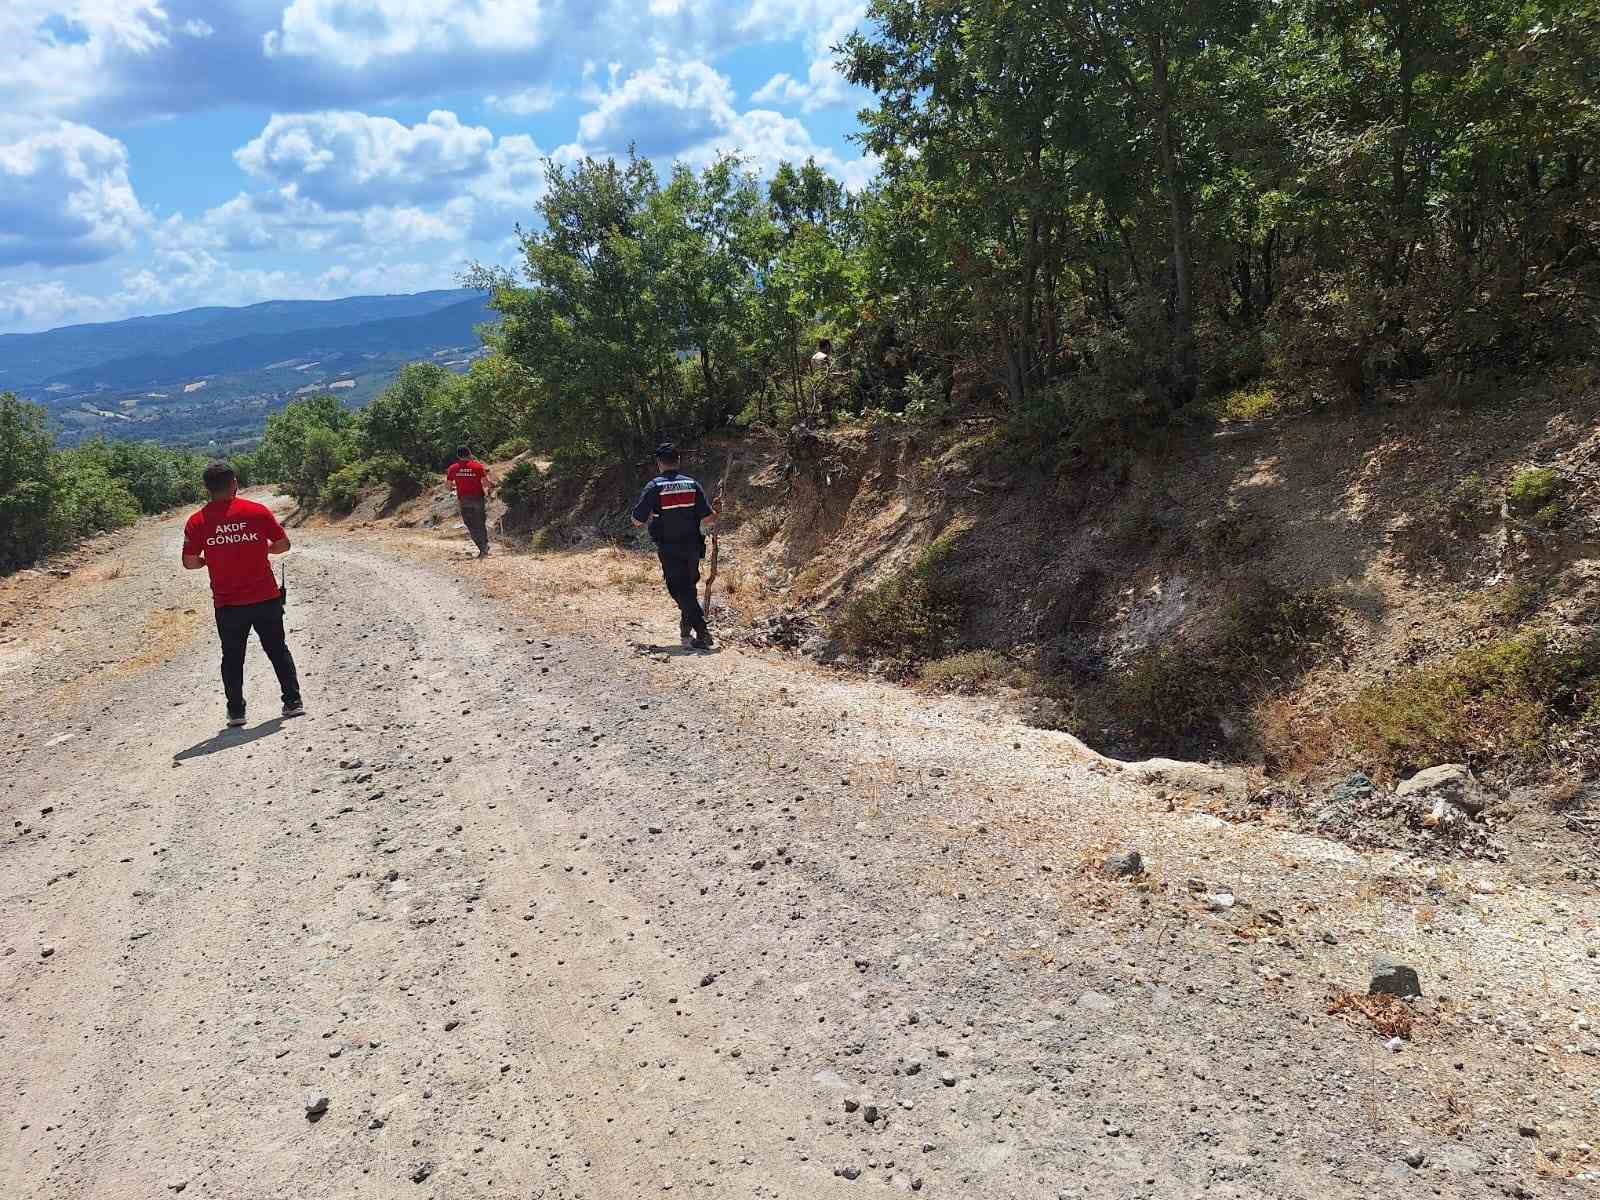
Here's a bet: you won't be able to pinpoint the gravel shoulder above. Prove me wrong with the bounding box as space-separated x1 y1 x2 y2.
1 501 1596 1199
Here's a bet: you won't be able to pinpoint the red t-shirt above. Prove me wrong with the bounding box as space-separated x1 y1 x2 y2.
183 497 285 608
446 459 489 498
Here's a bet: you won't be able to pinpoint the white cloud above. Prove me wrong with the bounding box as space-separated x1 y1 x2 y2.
4 1 871 128
0 247 461 333
750 57 851 114
691 109 874 187
573 61 876 188
0 279 116 331
0 2 174 121
235 110 495 210
735 0 862 44
180 189 468 257
745 0 864 113
468 134 548 234
173 111 549 260
264 0 552 69
0 5 883 331
487 85 560 116
0 121 148 268
577 59 736 156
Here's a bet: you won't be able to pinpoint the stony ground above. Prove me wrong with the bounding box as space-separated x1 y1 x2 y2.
1 498 1596 1199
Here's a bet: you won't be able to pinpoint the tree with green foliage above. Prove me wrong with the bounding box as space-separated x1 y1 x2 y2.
356 362 466 468
459 353 531 455
426 0 1598 471
293 425 350 504
75 439 206 515
52 449 142 541
0 394 62 568
255 394 354 488
478 152 678 460
1 393 200 569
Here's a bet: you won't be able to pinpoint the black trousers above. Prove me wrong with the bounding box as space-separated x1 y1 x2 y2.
459 496 489 552
215 598 301 717
657 550 707 639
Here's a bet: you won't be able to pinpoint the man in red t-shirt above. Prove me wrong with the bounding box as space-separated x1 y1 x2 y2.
445 446 495 558
182 461 303 728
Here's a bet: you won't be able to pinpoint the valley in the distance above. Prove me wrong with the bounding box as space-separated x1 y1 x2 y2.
0 289 494 448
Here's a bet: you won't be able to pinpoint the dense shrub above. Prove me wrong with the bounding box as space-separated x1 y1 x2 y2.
498 460 542 511
1336 631 1600 777
833 537 966 661
53 454 142 537
1506 467 1565 528
1507 467 1561 511
921 650 1014 691
292 425 349 503
320 462 368 512
0 392 218 571
79 440 207 514
491 436 532 460
367 452 429 494
1077 584 1346 754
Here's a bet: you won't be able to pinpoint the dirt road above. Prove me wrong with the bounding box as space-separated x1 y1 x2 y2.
1 501 1595 1199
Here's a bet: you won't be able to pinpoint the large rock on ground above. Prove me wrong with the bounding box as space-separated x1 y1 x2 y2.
1396 764 1489 816
1370 955 1423 999
1101 849 1145 878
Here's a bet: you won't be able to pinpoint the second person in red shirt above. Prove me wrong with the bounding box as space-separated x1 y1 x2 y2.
446 447 495 558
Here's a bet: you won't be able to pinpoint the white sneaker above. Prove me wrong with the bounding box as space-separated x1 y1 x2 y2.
226 714 247 728
283 701 306 718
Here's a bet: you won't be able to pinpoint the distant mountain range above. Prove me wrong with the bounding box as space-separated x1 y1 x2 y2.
0 289 497 447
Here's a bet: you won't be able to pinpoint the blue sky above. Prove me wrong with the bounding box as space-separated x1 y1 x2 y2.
0 1 877 333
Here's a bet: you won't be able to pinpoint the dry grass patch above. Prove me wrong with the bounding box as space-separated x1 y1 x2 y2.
921 649 1015 691
1326 990 1418 1040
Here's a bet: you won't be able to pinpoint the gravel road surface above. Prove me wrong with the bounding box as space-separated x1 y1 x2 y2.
2 501 1595 1199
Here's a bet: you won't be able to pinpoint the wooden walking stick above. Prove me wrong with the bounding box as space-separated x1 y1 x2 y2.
701 452 736 613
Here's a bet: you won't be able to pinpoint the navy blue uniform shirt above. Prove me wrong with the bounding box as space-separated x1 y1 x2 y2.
633 471 713 553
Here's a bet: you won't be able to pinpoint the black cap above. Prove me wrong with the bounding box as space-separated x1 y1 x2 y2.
654 442 678 460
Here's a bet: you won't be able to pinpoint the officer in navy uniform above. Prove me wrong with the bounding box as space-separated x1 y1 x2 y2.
631 442 719 649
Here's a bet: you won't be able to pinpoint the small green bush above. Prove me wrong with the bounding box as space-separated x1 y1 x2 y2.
1207 383 1288 423
499 459 542 510
833 536 965 661
54 458 141 539
292 424 349 503
1507 467 1561 514
367 453 428 493
901 371 952 420
548 442 605 478
1337 630 1600 776
320 462 367 512
491 436 532 460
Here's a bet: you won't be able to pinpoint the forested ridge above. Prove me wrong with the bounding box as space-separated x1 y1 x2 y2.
4 0 1597 566
260 0 1600 497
